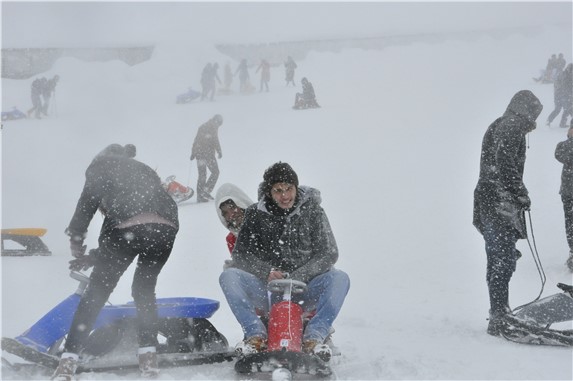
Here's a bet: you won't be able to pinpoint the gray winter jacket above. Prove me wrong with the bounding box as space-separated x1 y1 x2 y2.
555 136 573 198
231 186 338 283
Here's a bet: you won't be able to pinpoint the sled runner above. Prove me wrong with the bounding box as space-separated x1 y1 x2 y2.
234 279 335 380
500 284 573 347
515 283 573 327
1 271 234 374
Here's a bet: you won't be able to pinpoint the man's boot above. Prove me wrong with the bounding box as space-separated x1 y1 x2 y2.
138 346 159 379
51 352 78 381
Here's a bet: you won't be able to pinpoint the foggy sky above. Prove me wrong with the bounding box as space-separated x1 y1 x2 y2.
2 1 571 48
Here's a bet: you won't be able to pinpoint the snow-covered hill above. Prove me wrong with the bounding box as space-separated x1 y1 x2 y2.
2 22 572 380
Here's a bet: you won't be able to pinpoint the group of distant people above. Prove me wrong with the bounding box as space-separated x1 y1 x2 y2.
194 56 319 109
27 75 59 119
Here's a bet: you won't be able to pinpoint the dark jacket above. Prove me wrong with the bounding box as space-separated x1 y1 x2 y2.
302 81 316 101
231 186 338 283
190 120 222 160
556 136 573 198
554 64 572 106
473 90 543 238
67 146 179 241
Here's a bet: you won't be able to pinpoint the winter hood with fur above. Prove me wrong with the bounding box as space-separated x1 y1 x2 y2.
214 183 254 235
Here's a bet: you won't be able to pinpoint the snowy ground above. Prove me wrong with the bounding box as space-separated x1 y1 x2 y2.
2 25 573 380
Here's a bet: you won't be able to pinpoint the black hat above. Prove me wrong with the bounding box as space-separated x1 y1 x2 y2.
263 162 299 196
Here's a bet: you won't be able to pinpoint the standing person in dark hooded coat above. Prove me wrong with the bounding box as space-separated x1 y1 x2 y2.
52 144 179 380
555 121 573 271
473 90 543 338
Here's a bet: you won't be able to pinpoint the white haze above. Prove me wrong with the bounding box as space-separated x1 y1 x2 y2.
2 2 573 380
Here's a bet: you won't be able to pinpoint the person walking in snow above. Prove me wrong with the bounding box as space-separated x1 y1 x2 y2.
219 162 350 362
473 90 543 337
555 121 573 271
284 56 297 86
547 63 573 128
234 59 250 93
190 114 224 202
41 74 59 116
255 59 271 92
201 63 222 101
215 183 254 255
223 62 233 93
27 77 45 119
52 144 179 381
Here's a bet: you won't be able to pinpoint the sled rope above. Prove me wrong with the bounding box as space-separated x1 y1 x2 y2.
513 210 546 313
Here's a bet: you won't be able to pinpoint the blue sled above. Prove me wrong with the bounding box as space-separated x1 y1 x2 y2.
2 271 233 373
176 88 201 104
1 108 26 121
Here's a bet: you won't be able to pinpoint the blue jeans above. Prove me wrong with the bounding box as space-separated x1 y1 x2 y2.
219 268 350 342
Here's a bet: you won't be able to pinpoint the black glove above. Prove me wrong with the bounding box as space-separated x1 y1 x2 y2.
70 239 87 258
69 256 95 271
517 195 531 211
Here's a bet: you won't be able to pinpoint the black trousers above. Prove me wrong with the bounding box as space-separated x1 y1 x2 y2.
64 223 177 354
196 156 219 200
481 212 520 314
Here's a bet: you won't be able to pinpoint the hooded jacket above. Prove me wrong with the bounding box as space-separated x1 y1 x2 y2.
66 145 179 242
231 186 338 283
473 90 543 238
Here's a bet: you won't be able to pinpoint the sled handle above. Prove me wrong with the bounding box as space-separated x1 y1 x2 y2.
557 283 573 296
70 271 90 295
268 279 306 295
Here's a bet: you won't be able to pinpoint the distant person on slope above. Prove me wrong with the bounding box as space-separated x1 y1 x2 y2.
473 90 543 338
293 77 320 109
555 121 573 271
234 59 251 93
27 77 45 119
190 114 224 202
41 75 59 116
285 56 297 86
255 59 271 92
546 63 573 128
